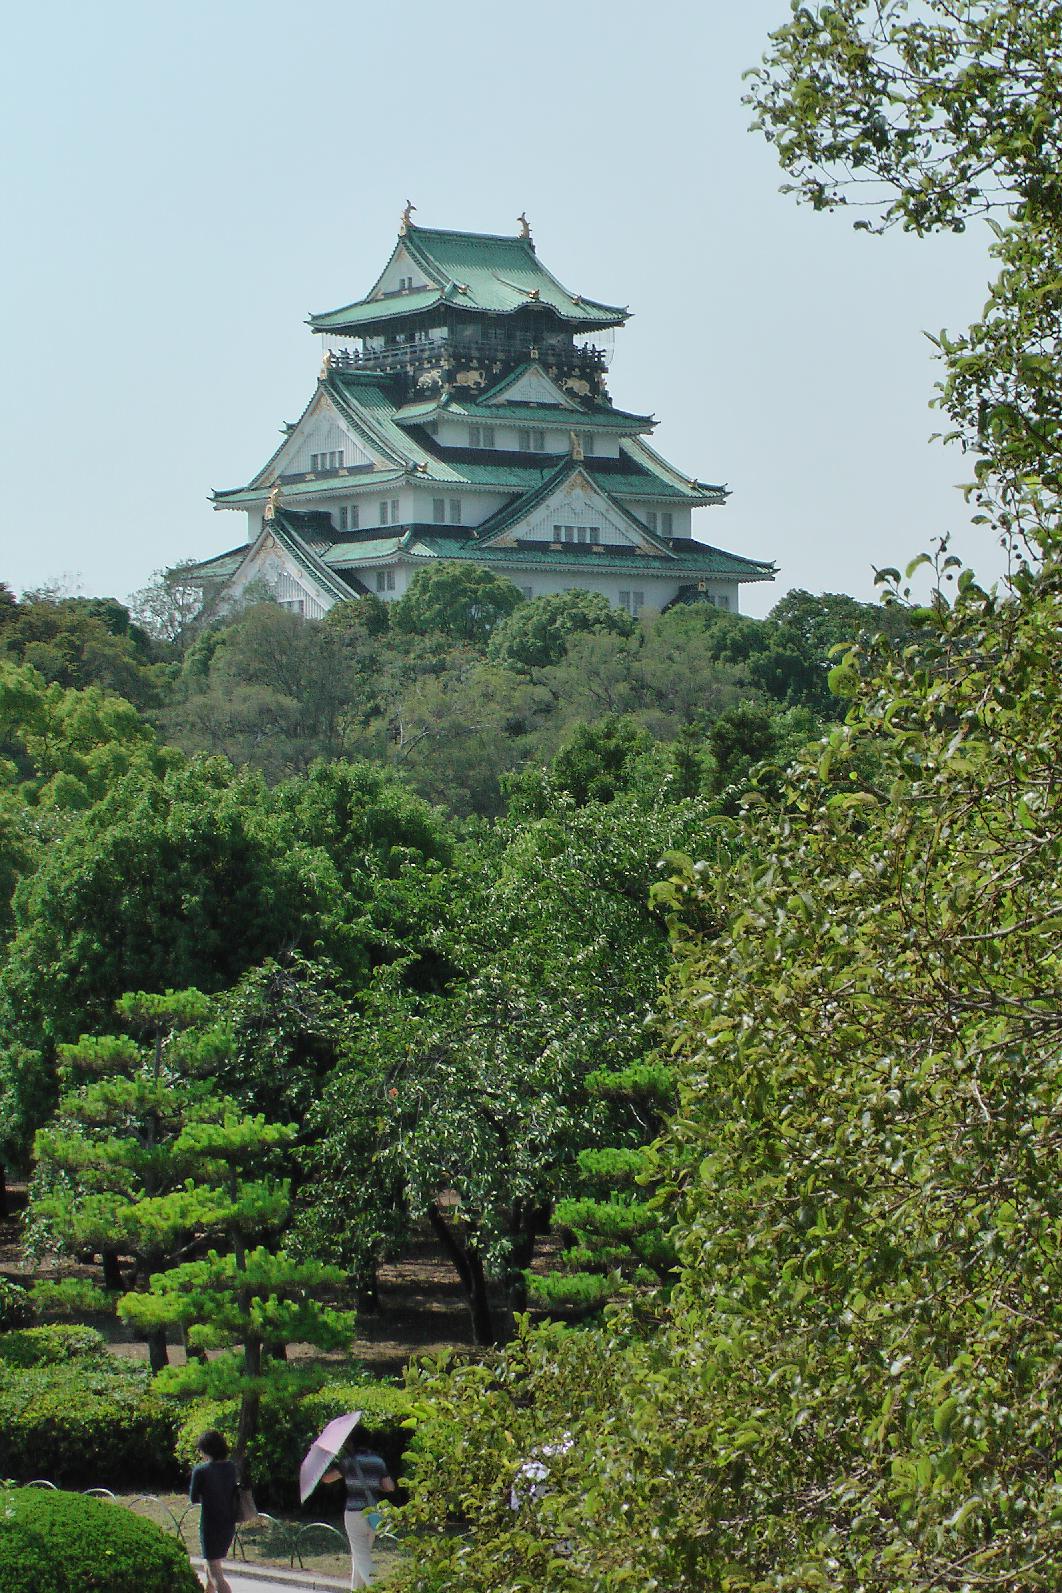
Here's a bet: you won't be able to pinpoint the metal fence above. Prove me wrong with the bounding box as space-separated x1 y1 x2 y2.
24 1478 350 1570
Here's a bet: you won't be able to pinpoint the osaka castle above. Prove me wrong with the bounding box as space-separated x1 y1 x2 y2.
184 209 775 620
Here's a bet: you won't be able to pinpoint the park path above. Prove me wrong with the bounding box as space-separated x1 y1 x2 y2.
194 1558 347 1592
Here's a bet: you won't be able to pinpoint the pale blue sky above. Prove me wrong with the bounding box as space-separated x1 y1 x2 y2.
1 0 1000 617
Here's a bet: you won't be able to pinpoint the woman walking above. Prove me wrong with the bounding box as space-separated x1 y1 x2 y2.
189 1429 238 1593
323 1441 395 1588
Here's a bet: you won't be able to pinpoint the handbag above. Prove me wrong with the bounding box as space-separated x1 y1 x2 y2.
235 1485 258 1524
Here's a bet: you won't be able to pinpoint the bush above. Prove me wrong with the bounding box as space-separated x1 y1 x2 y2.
0 1279 32 1330
30 1278 114 1319
0 1324 106 1367
0 1359 178 1489
175 1378 413 1507
0 1487 200 1592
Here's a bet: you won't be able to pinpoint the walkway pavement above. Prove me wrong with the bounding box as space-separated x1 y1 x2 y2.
193 1558 347 1592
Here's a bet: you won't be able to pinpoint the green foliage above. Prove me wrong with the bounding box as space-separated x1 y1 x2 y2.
392 562 523 645
0 1325 106 1367
0 591 161 707
487 588 636 670
299 788 713 1341
30 1278 113 1319
0 1279 32 1331
0 757 357 1159
542 716 657 807
27 991 260 1330
0 1487 200 1593
0 1358 178 1488
165 602 366 777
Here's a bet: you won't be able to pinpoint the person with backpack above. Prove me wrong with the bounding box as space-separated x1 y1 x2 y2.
322 1441 395 1588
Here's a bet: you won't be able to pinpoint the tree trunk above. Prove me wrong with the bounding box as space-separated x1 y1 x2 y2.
234 1334 263 1479
101 1249 123 1290
506 1203 550 1319
181 1323 208 1363
357 1262 380 1315
146 1325 169 1373
427 1204 495 1346
0 1162 7 1219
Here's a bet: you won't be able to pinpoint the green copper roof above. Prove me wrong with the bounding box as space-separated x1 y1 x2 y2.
394 397 654 433
323 536 405 563
213 469 407 508
309 225 627 334
392 536 773 582
176 545 250 584
310 288 446 332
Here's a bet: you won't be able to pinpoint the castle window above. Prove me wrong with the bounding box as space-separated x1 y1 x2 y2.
449 498 461 525
583 434 595 455
391 498 400 525
468 424 496 449
339 506 348 531
661 511 673 535
518 427 547 452
310 453 319 471
433 498 446 523
646 511 658 533
351 505 359 529
380 501 389 526
618 590 645 616
375 569 396 592
520 587 533 600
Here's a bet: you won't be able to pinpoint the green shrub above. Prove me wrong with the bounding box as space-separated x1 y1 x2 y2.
31 1278 114 1319
0 1324 106 1367
175 1378 414 1507
0 1279 32 1330
0 1359 178 1489
0 1487 200 1592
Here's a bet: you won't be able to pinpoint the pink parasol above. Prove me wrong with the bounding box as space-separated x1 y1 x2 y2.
299 1410 362 1504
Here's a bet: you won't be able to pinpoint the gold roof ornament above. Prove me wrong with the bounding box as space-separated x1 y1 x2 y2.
399 199 416 235
319 349 333 380
517 211 531 240
569 430 584 461
264 480 282 521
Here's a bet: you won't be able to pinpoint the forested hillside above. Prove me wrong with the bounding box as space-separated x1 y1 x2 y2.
0 574 890 1251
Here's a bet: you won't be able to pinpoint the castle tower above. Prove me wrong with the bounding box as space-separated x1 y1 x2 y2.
181 212 774 620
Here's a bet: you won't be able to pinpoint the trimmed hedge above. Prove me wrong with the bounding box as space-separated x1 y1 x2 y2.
0 1487 200 1593
0 1359 178 1490
176 1379 414 1507
0 1324 106 1367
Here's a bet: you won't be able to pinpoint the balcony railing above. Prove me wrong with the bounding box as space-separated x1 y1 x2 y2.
329 339 608 374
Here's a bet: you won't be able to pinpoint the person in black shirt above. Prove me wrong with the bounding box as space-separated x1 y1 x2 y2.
323 1441 395 1588
189 1429 238 1593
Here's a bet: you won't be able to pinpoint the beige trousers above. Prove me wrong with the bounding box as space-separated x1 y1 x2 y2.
343 1507 376 1589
